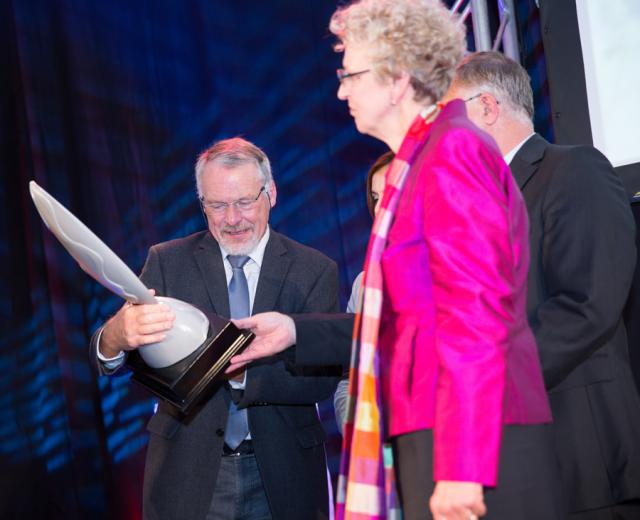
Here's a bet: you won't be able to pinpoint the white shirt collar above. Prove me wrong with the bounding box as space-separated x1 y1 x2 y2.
504 133 536 165
217 226 270 268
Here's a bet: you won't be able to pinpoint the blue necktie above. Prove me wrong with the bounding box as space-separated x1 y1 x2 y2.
224 255 251 450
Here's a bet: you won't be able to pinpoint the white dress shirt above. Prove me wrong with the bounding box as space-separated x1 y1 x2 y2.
504 132 536 165
220 228 269 390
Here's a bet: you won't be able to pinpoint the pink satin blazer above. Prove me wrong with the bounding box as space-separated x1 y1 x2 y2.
378 100 551 486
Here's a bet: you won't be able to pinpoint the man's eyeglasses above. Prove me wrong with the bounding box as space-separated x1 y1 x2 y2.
201 186 266 214
464 93 500 104
336 68 370 83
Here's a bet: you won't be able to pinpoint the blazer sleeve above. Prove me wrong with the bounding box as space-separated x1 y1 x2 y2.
241 259 344 406
292 313 354 367
531 147 636 389
423 128 514 486
288 267 359 369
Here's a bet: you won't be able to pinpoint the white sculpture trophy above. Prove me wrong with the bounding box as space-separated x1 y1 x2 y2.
29 181 253 413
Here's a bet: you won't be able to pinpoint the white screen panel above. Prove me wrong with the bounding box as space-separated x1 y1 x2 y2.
576 1 640 167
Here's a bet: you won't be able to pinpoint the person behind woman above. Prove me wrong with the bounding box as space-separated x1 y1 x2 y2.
232 1 563 519
334 150 393 432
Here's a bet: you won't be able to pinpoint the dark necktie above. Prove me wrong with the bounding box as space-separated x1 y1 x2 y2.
223 255 251 449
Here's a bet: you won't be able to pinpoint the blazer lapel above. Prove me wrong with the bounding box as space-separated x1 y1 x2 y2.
194 233 230 317
509 133 547 190
252 230 290 315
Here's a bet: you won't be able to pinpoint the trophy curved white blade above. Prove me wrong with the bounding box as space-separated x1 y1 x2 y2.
29 180 156 305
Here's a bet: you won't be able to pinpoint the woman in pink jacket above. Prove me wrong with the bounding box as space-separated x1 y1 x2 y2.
232 1 564 519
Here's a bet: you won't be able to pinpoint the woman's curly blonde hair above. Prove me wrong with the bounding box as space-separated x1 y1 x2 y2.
330 0 466 104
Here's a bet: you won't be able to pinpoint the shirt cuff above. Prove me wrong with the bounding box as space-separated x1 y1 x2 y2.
228 370 247 390
95 329 126 369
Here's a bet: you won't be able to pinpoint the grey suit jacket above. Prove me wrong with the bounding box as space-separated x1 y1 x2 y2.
510 134 640 511
91 229 340 520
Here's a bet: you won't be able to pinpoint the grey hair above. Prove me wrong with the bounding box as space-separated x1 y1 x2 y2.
195 137 272 198
454 51 534 122
329 0 466 104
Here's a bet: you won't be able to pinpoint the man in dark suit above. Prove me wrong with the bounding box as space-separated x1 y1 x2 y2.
91 137 339 520
442 51 640 519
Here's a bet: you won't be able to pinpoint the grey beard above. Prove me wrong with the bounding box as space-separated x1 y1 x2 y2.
220 232 259 256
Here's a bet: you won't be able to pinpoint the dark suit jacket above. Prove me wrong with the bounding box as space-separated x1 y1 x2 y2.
293 313 353 368
510 134 640 511
624 198 640 394
91 229 340 520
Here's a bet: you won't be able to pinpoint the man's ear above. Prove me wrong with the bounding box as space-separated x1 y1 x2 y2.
267 182 277 208
480 92 500 126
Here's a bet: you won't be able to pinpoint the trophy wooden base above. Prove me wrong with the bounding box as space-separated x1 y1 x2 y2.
127 315 253 414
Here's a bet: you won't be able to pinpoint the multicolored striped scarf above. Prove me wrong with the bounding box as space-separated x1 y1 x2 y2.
336 105 438 520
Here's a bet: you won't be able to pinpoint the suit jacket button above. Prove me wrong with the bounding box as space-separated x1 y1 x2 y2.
215 428 224 437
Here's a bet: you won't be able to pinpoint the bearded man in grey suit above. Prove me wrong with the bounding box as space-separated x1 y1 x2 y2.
91 137 340 520
444 51 640 519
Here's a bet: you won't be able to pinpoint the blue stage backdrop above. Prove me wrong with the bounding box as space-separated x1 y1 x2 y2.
0 1 550 518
